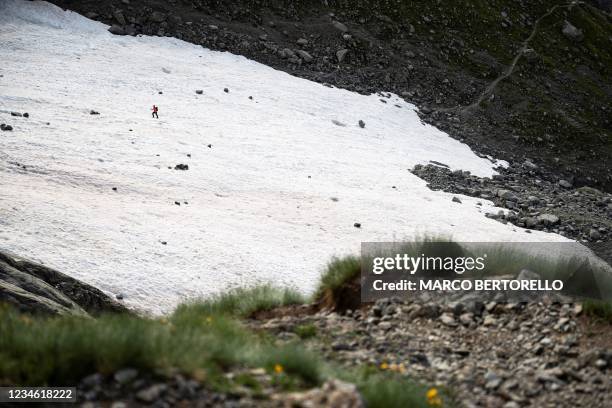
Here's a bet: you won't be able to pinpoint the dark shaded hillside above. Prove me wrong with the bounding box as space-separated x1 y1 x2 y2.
49 0 611 190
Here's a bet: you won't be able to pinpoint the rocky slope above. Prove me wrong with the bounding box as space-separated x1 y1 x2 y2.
411 162 612 265
0 250 127 316
63 296 612 407
248 297 612 408
48 0 611 193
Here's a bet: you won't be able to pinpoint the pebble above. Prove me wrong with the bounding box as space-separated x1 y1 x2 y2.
114 368 138 384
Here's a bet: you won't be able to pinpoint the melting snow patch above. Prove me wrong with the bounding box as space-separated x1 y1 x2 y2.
0 0 569 314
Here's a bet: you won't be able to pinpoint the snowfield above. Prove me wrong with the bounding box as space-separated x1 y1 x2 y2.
0 0 571 314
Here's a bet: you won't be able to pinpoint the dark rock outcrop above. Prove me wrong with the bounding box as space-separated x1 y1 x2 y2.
0 250 127 316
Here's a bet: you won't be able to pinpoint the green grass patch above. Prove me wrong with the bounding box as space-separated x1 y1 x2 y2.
336 365 447 408
315 255 361 298
0 302 446 406
358 375 434 408
0 301 318 387
583 300 612 324
173 285 306 319
294 323 317 339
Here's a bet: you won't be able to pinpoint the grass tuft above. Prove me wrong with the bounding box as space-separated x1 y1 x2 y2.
294 323 317 339
0 303 438 406
173 285 306 320
336 365 442 408
315 255 361 299
583 300 612 324
358 375 433 408
0 302 318 387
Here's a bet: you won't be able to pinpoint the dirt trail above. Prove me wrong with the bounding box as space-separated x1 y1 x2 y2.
463 1 582 112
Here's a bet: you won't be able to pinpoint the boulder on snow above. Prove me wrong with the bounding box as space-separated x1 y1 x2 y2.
10 112 22 117
108 25 126 36
195 90 203 94
174 164 189 170
90 110 100 115
0 124 13 131
358 120 365 128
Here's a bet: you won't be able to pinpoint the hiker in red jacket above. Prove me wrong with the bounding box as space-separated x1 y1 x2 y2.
152 105 159 119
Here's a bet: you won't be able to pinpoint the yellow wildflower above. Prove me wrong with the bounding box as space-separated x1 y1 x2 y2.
380 362 389 370
274 364 284 374
426 387 442 406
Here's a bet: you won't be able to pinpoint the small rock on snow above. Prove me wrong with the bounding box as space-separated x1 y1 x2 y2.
108 25 126 36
